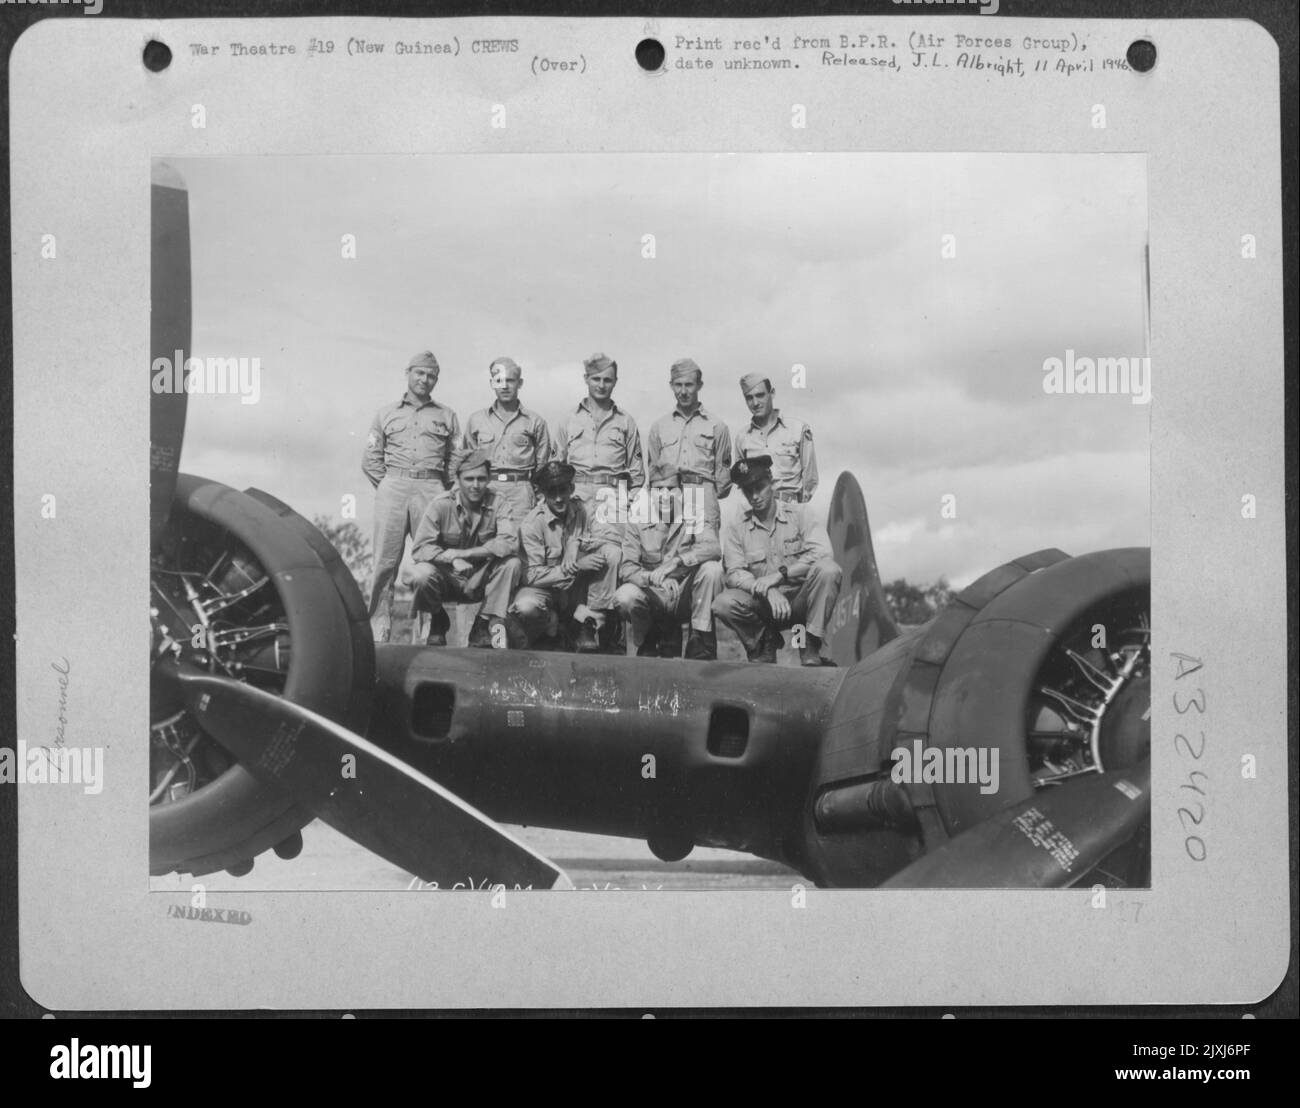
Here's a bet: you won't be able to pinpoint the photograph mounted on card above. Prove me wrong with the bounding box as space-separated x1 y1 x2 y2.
8 14 1286 1009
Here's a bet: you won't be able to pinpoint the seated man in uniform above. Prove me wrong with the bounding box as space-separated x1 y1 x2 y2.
404 449 524 648
613 481 723 660
510 461 623 653
712 455 841 666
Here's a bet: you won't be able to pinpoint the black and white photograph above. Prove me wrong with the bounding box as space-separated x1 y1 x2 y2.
147 151 1151 892
7 9 1289 1018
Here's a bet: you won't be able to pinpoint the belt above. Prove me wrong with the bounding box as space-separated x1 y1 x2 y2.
678 474 712 486
775 491 801 502
494 471 532 483
390 468 447 482
575 474 627 487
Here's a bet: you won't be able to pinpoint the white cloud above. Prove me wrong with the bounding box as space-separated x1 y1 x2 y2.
172 152 1148 588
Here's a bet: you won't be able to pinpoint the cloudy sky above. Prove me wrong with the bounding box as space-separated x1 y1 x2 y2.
171 152 1148 588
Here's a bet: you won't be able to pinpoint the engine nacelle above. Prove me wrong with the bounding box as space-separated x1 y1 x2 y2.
796 547 1150 887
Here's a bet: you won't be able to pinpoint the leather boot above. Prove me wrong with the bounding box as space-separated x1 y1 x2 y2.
799 633 837 667
575 618 601 653
503 615 530 650
656 623 684 659
749 627 780 663
684 629 717 661
424 609 450 647
598 614 625 655
467 616 495 648
635 624 661 657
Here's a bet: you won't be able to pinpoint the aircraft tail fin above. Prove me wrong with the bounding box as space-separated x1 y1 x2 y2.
824 472 900 666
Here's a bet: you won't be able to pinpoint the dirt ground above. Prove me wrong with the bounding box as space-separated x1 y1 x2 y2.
149 819 802 892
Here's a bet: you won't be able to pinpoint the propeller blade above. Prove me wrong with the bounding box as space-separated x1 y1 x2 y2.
882 760 1150 889
158 665 571 890
150 162 192 550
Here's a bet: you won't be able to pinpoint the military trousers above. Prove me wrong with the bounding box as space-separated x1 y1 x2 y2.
369 473 446 640
613 561 724 648
487 478 535 522
711 558 843 655
405 556 523 622
676 481 720 536
509 557 622 644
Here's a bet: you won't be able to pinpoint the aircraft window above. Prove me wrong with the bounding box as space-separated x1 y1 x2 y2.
707 705 750 759
411 683 456 739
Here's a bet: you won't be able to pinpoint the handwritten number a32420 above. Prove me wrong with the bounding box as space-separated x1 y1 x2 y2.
1171 652 1206 862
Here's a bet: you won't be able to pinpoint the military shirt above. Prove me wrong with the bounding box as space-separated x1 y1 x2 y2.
733 411 818 502
362 392 461 487
646 406 733 494
410 488 519 565
520 498 599 589
722 501 830 593
619 513 721 588
451 402 552 477
553 399 645 489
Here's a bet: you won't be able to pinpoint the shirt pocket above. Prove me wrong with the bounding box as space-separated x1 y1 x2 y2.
781 537 804 559
602 424 627 453
474 430 498 447
422 419 454 442
743 535 770 571
384 410 413 437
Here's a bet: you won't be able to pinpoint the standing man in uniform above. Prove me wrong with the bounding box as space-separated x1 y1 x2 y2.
451 356 552 522
553 352 645 537
404 449 524 648
510 461 622 653
362 350 461 641
613 481 724 660
645 357 732 535
553 353 643 652
712 455 841 666
733 373 818 504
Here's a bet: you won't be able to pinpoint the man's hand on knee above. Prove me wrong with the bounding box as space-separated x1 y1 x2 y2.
766 588 792 623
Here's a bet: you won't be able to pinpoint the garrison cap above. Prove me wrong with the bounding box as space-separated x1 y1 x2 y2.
455 448 493 477
730 454 773 490
408 350 440 371
739 372 769 394
584 352 617 376
489 356 521 376
531 460 577 492
670 358 702 382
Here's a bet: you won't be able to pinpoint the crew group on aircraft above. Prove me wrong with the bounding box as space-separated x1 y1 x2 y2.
363 350 841 666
